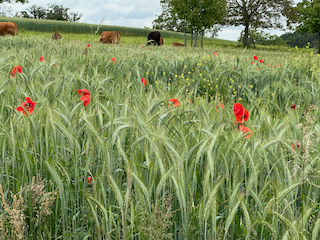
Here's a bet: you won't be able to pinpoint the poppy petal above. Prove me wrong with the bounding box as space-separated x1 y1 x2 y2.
170 98 180 107
233 103 243 116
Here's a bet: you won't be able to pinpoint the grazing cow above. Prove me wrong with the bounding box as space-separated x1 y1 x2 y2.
172 42 185 47
52 32 62 40
147 31 161 46
100 31 121 44
0 22 18 36
160 37 163 45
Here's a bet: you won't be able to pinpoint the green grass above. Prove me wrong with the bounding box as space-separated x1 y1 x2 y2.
16 28 238 48
0 33 320 239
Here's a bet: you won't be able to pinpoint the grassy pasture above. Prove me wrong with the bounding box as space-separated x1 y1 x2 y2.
0 16 300 50
0 33 320 240
17 29 239 49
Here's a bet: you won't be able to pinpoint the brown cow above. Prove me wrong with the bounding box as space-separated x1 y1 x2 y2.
0 22 18 36
160 37 163 45
52 32 62 40
100 31 121 44
172 42 185 47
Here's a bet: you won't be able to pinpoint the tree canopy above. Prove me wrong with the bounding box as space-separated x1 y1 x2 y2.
225 0 298 46
16 3 82 22
0 0 27 3
153 0 226 47
297 0 320 52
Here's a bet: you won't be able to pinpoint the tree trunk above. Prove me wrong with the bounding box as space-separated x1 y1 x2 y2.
191 30 193 48
201 31 204 48
184 28 187 47
194 30 197 47
243 24 249 46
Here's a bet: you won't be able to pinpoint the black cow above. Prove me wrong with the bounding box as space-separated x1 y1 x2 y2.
147 31 161 46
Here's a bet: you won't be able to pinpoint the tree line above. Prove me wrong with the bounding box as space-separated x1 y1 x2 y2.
0 0 82 22
153 0 320 51
16 3 82 22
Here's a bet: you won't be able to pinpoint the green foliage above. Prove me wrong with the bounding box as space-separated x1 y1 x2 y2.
226 0 299 46
239 29 288 46
297 0 320 52
0 32 320 239
0 0 27 3
18 5 46 19
153 0 187 32
153 0 227 47
16 3 82 22
281 32 319 48
297 0 320 33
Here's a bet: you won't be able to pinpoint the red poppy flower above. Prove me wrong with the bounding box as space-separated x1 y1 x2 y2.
10 68 16 77
16 97 37 116
278 64 281 67
213 52 218 56
16 66 22 73
235 108 249 123
141 78 147 87
259 59 264 63
87 177 93 184
239 125 252 139
291 104 295 110
10 66 22 77
39 56 45 62
253 56 258 61
257 68 260 71
86 44 91 47
111 58 116 63
78 89 91 106
75 41 77 43
252 62 254 65
233 102 244 117
169 98 180 107
53 63 57 69
216 102 224 111
291 142 300 151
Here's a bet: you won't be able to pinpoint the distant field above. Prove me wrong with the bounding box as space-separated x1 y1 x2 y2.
0 20 320 239
17 29 239 48
0 16 300 50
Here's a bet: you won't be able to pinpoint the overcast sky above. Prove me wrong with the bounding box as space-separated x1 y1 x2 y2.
1 0 299 41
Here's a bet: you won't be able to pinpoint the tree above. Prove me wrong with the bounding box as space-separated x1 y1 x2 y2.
47 3 73 21
0 0 28 16
153 1 185 32
154 0 227 47
297 0 320 53
16 3 82 22
194 0 227 47
226 0 298 46
19 5 46 19
280 32 319 48
238 29 287 46
0 0 27 3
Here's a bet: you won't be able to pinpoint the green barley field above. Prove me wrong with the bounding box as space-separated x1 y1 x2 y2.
1 26 320 240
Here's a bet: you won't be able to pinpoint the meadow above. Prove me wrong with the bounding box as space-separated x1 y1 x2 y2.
0 31 320 240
